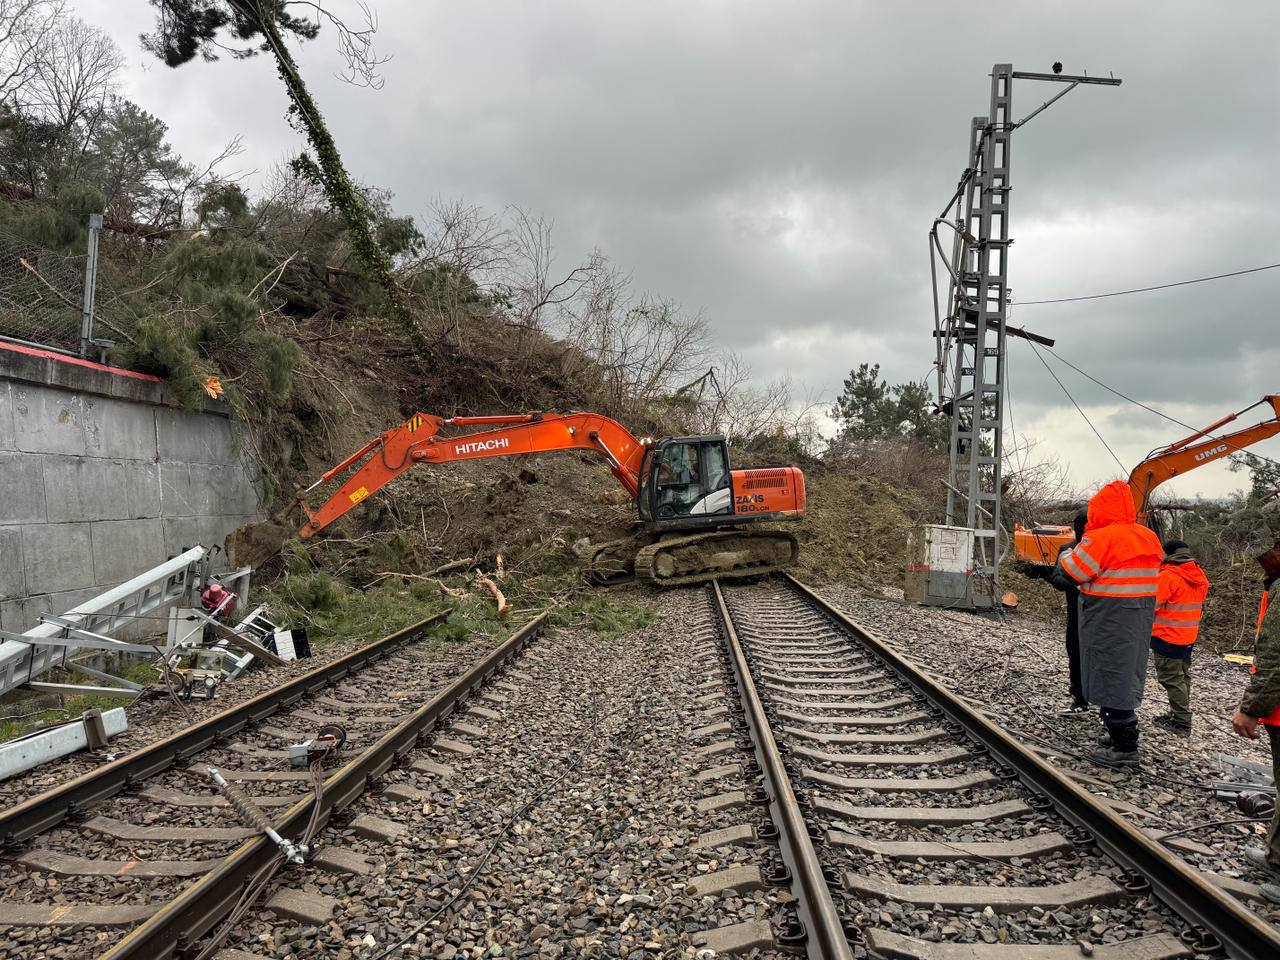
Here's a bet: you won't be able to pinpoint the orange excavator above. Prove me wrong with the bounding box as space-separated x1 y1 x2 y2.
296 411 805 586
1015 394 1280 565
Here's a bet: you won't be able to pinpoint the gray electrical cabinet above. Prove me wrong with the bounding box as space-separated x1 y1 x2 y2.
905 524 979 608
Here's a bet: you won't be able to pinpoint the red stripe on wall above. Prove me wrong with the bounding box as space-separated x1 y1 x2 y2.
0 339 163 383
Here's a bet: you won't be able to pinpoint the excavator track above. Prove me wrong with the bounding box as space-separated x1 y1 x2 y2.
585 536 644 585
633 528 799 587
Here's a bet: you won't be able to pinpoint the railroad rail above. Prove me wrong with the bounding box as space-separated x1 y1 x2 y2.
0 609 548 959
711 575 1280 960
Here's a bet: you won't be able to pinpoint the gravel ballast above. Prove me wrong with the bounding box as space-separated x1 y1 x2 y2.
208 588 789 959
815 582 1280 926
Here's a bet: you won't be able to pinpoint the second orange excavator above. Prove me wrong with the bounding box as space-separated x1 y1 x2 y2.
1015 394 1280 565
295 411 805 586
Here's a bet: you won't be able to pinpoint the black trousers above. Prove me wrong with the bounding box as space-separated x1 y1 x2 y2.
1066 624 1085 704
1268 726 1280 866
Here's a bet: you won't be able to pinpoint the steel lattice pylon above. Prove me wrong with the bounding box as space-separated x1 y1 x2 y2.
934 64 1120 610
943 65 1014 609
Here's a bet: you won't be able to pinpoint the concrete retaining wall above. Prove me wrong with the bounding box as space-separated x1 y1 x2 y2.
0 344 264 633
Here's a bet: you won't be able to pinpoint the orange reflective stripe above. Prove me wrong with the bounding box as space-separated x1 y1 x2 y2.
1158 602 1203 612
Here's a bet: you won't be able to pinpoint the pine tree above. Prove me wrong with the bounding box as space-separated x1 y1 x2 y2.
831 362 948 449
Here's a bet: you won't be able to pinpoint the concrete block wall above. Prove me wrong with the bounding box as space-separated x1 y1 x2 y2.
0 345 264 633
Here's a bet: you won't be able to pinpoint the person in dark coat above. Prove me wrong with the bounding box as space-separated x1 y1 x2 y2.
1047 511 1090 716
1232 543 1280 904
1052 481 1163 765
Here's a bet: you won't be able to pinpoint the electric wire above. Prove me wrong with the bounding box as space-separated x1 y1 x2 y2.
1026 340 1127 474
1041 345 1280 471
194 748 334 960
1154 816 1268 845
1016 261 1280 306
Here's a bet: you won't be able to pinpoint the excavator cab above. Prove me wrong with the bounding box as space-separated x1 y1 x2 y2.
637 437 734 527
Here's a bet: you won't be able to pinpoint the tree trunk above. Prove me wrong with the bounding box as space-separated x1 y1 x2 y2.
257 15 429 359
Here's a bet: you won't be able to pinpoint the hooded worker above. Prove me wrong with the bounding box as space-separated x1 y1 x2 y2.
1149 540 1210 733
1052 480 1163 765
1232 542 1280 904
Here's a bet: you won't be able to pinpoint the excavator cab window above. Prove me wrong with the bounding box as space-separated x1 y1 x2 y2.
638 438 733 523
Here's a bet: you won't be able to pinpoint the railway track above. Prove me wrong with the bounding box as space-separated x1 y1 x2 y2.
0 609 547 959
710 576 1280 960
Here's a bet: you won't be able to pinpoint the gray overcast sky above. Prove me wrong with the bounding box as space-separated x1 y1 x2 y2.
73 1 1280 499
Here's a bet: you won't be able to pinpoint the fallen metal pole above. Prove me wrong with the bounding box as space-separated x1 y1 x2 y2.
0 546 208 699
0 611 448 845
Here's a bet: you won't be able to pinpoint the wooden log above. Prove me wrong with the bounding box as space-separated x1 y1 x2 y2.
473 571 511 618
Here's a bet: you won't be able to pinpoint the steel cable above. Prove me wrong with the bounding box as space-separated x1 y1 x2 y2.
1017 262 1280 306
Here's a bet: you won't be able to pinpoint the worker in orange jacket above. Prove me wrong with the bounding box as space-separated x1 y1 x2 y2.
1052 480 1163 766
1149 540 1209 734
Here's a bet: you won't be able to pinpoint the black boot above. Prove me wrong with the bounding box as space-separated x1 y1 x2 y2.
1091 720 1139 766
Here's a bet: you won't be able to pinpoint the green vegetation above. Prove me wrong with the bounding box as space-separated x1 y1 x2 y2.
830 362 949 449
260 561 655 655
0 661 159 741
142 0 427 358
550 594 656 639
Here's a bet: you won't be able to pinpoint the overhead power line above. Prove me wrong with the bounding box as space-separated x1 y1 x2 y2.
1026 340 1127 474
1017 340 1280 476
1042 345 1280 470
1016 261 1280 305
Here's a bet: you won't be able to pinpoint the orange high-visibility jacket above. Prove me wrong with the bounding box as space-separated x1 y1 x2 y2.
1053 481 1164 710
1058 481 1164 599
1152 560 1209 647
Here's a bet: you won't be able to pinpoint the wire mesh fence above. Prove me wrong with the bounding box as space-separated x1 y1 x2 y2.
0 227 88 355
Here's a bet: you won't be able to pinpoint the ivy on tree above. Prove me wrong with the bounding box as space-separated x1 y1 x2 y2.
141 1 429 357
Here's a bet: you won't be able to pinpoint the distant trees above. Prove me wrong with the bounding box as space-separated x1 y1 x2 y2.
1230 452 1280 504
0 1 64 106
830 362 949 449
0 1 242 240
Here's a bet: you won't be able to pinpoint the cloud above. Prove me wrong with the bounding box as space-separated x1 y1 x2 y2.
70 0 1280 495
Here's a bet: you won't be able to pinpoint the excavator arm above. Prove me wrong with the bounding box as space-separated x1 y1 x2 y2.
1015 394 1280 566
1129 395 1280 512
297 412 649 538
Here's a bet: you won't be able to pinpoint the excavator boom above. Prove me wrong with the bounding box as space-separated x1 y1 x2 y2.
293 409 805 586
1128 395 1280 512
298 412 647 538
1015 395 1280 566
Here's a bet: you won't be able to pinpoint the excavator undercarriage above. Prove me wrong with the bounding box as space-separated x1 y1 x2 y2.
586 528 800 587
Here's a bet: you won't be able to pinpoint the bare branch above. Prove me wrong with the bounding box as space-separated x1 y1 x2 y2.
286 0 391 87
